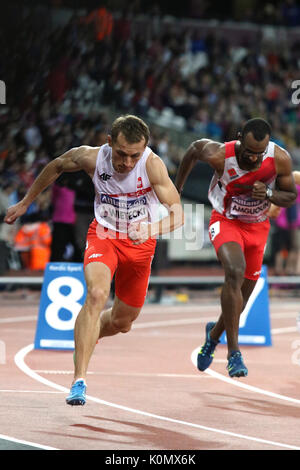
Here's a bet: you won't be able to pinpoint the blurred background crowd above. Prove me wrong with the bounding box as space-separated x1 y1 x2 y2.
1 0 300 277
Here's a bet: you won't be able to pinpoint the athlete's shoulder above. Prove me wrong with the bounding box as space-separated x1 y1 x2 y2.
73 145 100 175
146 150 165 169
274 142 291 160
146 149 160 163
273 142 293 174
74 145 100 159
192 138 224 157
146 150 169 184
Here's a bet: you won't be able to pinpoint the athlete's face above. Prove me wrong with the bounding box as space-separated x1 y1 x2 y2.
108 132 146 174
237 132 270 171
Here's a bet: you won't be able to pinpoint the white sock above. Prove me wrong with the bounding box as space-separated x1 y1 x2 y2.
74 378 86 385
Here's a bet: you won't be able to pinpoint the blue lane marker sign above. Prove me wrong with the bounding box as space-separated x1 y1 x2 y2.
220 265 272 346
34 262 86 350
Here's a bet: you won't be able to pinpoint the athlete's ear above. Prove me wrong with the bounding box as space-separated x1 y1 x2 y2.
107 135 112 147
237 131 242 141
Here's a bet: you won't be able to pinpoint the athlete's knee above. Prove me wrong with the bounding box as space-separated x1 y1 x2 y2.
224 262 245 286
86 285 109 310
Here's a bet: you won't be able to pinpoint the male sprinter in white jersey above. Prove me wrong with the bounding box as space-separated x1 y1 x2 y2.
175 118 296 377
5 115 184 405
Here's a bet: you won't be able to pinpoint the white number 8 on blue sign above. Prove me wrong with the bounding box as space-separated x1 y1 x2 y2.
45 276 84 330
34 263 86 349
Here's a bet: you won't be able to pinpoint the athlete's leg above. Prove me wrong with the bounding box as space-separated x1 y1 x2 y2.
210 276 257 343
73 261 111 383
210 241 246 355
99 296 142 339
241 278 257 306
97 239 156 338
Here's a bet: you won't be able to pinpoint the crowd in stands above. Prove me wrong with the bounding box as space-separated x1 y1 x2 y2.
0 2 300 272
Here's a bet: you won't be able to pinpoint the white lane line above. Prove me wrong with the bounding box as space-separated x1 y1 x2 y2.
0 433 58 450
0 308 297 325
0 389 64 393
14 344 300 450
1 309 297 329
272 312 298 318
190 347 300 405
0 315 37 324
134 319 299 332
133 318 207 329
1 316 298 336
272 326 298 334
33 371 213 378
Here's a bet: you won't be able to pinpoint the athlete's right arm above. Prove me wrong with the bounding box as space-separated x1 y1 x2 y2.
4 146 95 225
175 139 224 194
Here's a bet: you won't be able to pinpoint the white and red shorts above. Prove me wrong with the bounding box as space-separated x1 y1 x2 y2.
84 219 156 307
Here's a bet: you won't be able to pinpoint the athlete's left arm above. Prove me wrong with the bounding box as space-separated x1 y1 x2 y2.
253 147 297 207
271 146 297 207
128 154 184 244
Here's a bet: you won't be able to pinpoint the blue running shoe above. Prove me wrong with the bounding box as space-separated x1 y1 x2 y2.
227 351 248 377
197 322 219 371
66 380 86 406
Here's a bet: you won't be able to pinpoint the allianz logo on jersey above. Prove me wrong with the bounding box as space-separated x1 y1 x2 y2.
100 172 112 181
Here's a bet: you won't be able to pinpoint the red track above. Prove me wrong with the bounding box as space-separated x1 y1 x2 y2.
1 295 300 450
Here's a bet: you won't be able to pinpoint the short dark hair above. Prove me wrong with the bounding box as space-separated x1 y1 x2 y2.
241 118 272 141
111 115 150 145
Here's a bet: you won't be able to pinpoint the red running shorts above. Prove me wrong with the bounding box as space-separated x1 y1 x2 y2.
84 219 157 307
208 210 270 280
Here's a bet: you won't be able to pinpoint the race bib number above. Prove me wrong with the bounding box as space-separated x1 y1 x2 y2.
230 197 269 222
99 194 148 229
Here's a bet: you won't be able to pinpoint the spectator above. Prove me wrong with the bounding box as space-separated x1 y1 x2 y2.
0 179 19 243
270 183 300 275
14 220 52 271
80 4 114 42
50 175 81 262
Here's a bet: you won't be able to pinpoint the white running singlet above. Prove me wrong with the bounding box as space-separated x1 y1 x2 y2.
92 143 160 232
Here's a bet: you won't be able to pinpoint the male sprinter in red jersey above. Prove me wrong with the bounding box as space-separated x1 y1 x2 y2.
175 118 296 377
5 115 184 405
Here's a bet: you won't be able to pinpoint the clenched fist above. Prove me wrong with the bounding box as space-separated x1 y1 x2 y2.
4 201 28 225
252 181 268 200
128 221 151 245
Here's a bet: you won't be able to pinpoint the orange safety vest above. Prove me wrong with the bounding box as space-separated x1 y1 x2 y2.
14 222 52 270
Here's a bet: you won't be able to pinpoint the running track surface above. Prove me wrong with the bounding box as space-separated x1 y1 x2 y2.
0 295 300 451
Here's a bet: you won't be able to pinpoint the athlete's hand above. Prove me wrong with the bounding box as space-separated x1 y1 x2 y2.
128 221 151 245
252 181 267 200
4 201 28 225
